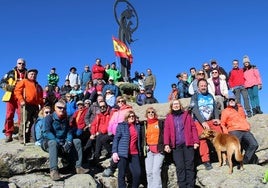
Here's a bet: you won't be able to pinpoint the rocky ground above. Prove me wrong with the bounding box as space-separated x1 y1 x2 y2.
1 100 268 187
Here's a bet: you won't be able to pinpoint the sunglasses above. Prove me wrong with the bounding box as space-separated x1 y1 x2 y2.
128 114 135 118
147 111 155 114
57 106 66 110
198 73 205 75
228 99 235 102
44 111 51 114
212 71 218 74
100 105 106 109
18 63 25 65
118 100 125 103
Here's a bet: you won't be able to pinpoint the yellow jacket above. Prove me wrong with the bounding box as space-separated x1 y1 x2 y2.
1 69 26 102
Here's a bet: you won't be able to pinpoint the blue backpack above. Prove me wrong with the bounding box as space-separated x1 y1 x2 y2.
31 118 44 146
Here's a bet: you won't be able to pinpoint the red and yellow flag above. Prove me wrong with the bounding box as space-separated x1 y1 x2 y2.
112 37 133 64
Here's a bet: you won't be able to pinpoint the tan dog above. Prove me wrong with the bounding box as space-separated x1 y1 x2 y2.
199 129 244 174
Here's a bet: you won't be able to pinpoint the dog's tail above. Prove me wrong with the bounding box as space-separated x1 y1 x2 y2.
234 144 244 162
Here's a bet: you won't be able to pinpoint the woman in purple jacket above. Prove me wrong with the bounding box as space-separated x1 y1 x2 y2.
164 99 199 188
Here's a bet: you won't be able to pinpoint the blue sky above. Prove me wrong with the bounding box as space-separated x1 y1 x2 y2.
0 0 267 138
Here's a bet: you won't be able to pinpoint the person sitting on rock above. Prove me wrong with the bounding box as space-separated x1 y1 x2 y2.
42 100 89 181
221 92 259 165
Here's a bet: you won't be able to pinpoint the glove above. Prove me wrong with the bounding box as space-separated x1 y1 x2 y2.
62 141 72 153
5 85 14 92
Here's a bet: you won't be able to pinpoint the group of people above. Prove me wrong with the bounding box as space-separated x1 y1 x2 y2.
0 56 261 187
169 56 263 118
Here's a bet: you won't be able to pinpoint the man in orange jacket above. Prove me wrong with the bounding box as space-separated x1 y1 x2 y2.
221 92 259 164
14 69 43 144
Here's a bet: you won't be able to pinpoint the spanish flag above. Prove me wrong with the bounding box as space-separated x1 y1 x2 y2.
112 37 133 64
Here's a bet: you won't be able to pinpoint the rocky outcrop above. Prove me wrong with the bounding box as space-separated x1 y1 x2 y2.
1 99 268 188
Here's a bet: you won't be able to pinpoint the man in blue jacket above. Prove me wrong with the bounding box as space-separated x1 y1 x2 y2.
42 100 89 181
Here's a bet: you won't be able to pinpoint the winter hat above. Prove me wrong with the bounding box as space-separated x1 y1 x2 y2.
146 90 153 94
243 55 250 63
84 99 91 104
76 100 84 105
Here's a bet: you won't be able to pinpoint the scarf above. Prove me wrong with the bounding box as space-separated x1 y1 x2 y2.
172 109 183 116
147 117 158 124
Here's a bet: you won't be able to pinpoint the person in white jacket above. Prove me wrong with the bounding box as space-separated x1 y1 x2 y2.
207 69 228 112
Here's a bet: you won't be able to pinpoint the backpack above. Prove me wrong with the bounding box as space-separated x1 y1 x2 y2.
31 118 44 146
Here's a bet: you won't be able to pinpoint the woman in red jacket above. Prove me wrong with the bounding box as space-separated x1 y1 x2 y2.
164 99 199 188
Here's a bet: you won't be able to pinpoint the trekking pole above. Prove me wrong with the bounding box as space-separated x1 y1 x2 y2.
22 105 27 145
23 89 26 146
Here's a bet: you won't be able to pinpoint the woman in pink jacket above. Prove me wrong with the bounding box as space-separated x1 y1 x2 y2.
243 55 263 115
107 96 132 135
102 96 133 177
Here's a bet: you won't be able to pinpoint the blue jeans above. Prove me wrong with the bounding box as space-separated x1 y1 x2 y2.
247 85 260 108
145 151 164 188
117 154 141 188
44 139 83 170
229 130 259 164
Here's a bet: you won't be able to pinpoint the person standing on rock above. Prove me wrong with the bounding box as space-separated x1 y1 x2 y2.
143 107 165 188
14 69 43 144
42 100 89 181
144 68 156 94
164 99 199 187
0 58 27 142
228 59 252 118
111 110 142 188
102 96 133 177
242 55 263 116
190 78 222 170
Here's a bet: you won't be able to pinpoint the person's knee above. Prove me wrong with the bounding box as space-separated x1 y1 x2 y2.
251 142 259 151
48 140 57 147
73 138 81 146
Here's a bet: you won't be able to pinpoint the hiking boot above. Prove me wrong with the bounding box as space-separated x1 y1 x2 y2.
103 168 113 177
5 136 13 143
50 170 62 181
252 108 257 116
256 106 263 114
19 136 24 144
203 162 213 170
246 111 252 118
76 167 89 174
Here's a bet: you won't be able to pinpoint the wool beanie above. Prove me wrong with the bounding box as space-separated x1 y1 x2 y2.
243 55 250 63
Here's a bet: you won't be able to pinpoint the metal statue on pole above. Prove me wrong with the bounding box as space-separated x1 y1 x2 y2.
114 0 138 81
